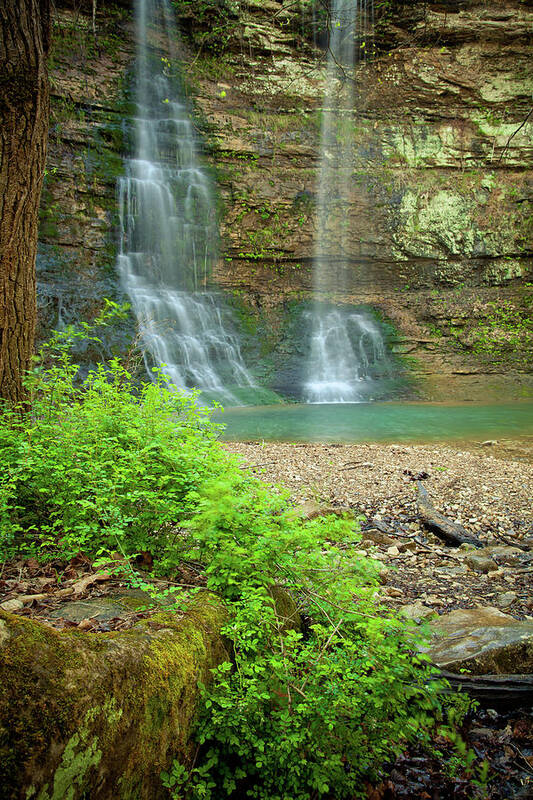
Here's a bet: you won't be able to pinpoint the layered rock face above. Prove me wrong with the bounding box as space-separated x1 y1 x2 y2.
36 3 134 352
38 0 533 399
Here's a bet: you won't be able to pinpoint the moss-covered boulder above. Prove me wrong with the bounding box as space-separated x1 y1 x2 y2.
0 594 228 800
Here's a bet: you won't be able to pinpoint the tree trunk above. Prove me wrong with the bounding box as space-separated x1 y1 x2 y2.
0 0 50 403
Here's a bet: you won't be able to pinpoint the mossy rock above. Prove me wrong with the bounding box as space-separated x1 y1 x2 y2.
0 594 229 800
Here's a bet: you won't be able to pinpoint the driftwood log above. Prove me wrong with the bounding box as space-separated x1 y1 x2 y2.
416 482 483 548
439 670 533 709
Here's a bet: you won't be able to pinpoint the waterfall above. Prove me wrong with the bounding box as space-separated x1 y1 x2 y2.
304 307 388 404
117 0 255 404
304 0 388 404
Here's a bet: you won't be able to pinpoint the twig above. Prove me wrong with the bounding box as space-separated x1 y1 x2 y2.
496 108 533 164
508 743 533 776
240 462 278 469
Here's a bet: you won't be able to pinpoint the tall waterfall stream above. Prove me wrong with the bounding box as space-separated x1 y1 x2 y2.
118 0 255 405
304 0 393 404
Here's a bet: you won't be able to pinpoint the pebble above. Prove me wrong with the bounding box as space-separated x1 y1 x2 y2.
386 587 403 598
0 599 24 613
225 441 533 617
465 552 495 573
400 601 437 622
496 591 518 608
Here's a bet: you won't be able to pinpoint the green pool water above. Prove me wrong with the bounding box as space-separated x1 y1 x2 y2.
214 401 533 444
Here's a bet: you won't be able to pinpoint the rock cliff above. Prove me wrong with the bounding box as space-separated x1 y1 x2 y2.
38 0 533 400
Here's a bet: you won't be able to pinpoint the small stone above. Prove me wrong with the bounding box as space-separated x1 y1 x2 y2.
465 552 495 573
362 529 395 547
425 595 445 606
487 568 504 578
482 440 497 447
386 587 403 598
387 545 400 556
485 546 527 568
496 592 517 609
0 599 24 613
398 540 418 552
400 601 438 622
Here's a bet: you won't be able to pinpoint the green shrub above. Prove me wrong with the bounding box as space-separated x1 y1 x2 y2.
0 315 471 798
0 314 228 561
162 479 450 799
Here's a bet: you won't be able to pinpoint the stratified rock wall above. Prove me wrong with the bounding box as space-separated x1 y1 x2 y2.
37 3 134 349
38 0 533 399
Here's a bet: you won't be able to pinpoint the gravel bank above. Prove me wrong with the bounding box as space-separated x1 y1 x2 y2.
224 441 533 618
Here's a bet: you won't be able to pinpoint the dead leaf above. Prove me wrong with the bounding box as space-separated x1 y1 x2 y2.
72 571 112 596
26 558 40 575
77 618 96 631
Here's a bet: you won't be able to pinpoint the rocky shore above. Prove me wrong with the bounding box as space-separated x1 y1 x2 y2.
224 440 533 620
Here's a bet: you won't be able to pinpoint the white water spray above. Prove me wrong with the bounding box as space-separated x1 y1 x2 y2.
117 0 255 404
304 0 389 404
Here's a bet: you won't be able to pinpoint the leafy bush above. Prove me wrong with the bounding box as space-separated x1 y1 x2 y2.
0 315 228 561
1 315 467 798
161 479 449 799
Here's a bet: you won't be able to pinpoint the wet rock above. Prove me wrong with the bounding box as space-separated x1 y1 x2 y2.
362 529 396 547
400 601 438 622
427 607 533 674
465 552 496 573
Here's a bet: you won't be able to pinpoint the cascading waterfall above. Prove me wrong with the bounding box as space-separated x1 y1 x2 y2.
304 0 391 404
117 0 255 404
305 307 387 404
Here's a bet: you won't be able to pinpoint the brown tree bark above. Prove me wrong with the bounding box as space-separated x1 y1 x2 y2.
0 0 50 403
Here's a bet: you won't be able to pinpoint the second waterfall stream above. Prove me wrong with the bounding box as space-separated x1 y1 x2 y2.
304 0 393 404
117 0 256 405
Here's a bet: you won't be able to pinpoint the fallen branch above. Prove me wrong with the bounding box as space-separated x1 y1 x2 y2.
438 670 533 709
416 482 483 548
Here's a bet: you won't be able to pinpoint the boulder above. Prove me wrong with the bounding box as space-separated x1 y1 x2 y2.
464 551 495 573
426 607 533 674
0 594 229 800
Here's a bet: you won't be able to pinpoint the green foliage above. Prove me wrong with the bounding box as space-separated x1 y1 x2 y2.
172 0 240 55
427 285 533 366
1 314 473 797
468 295 533 361
159 479 453 798
0 306 225 561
